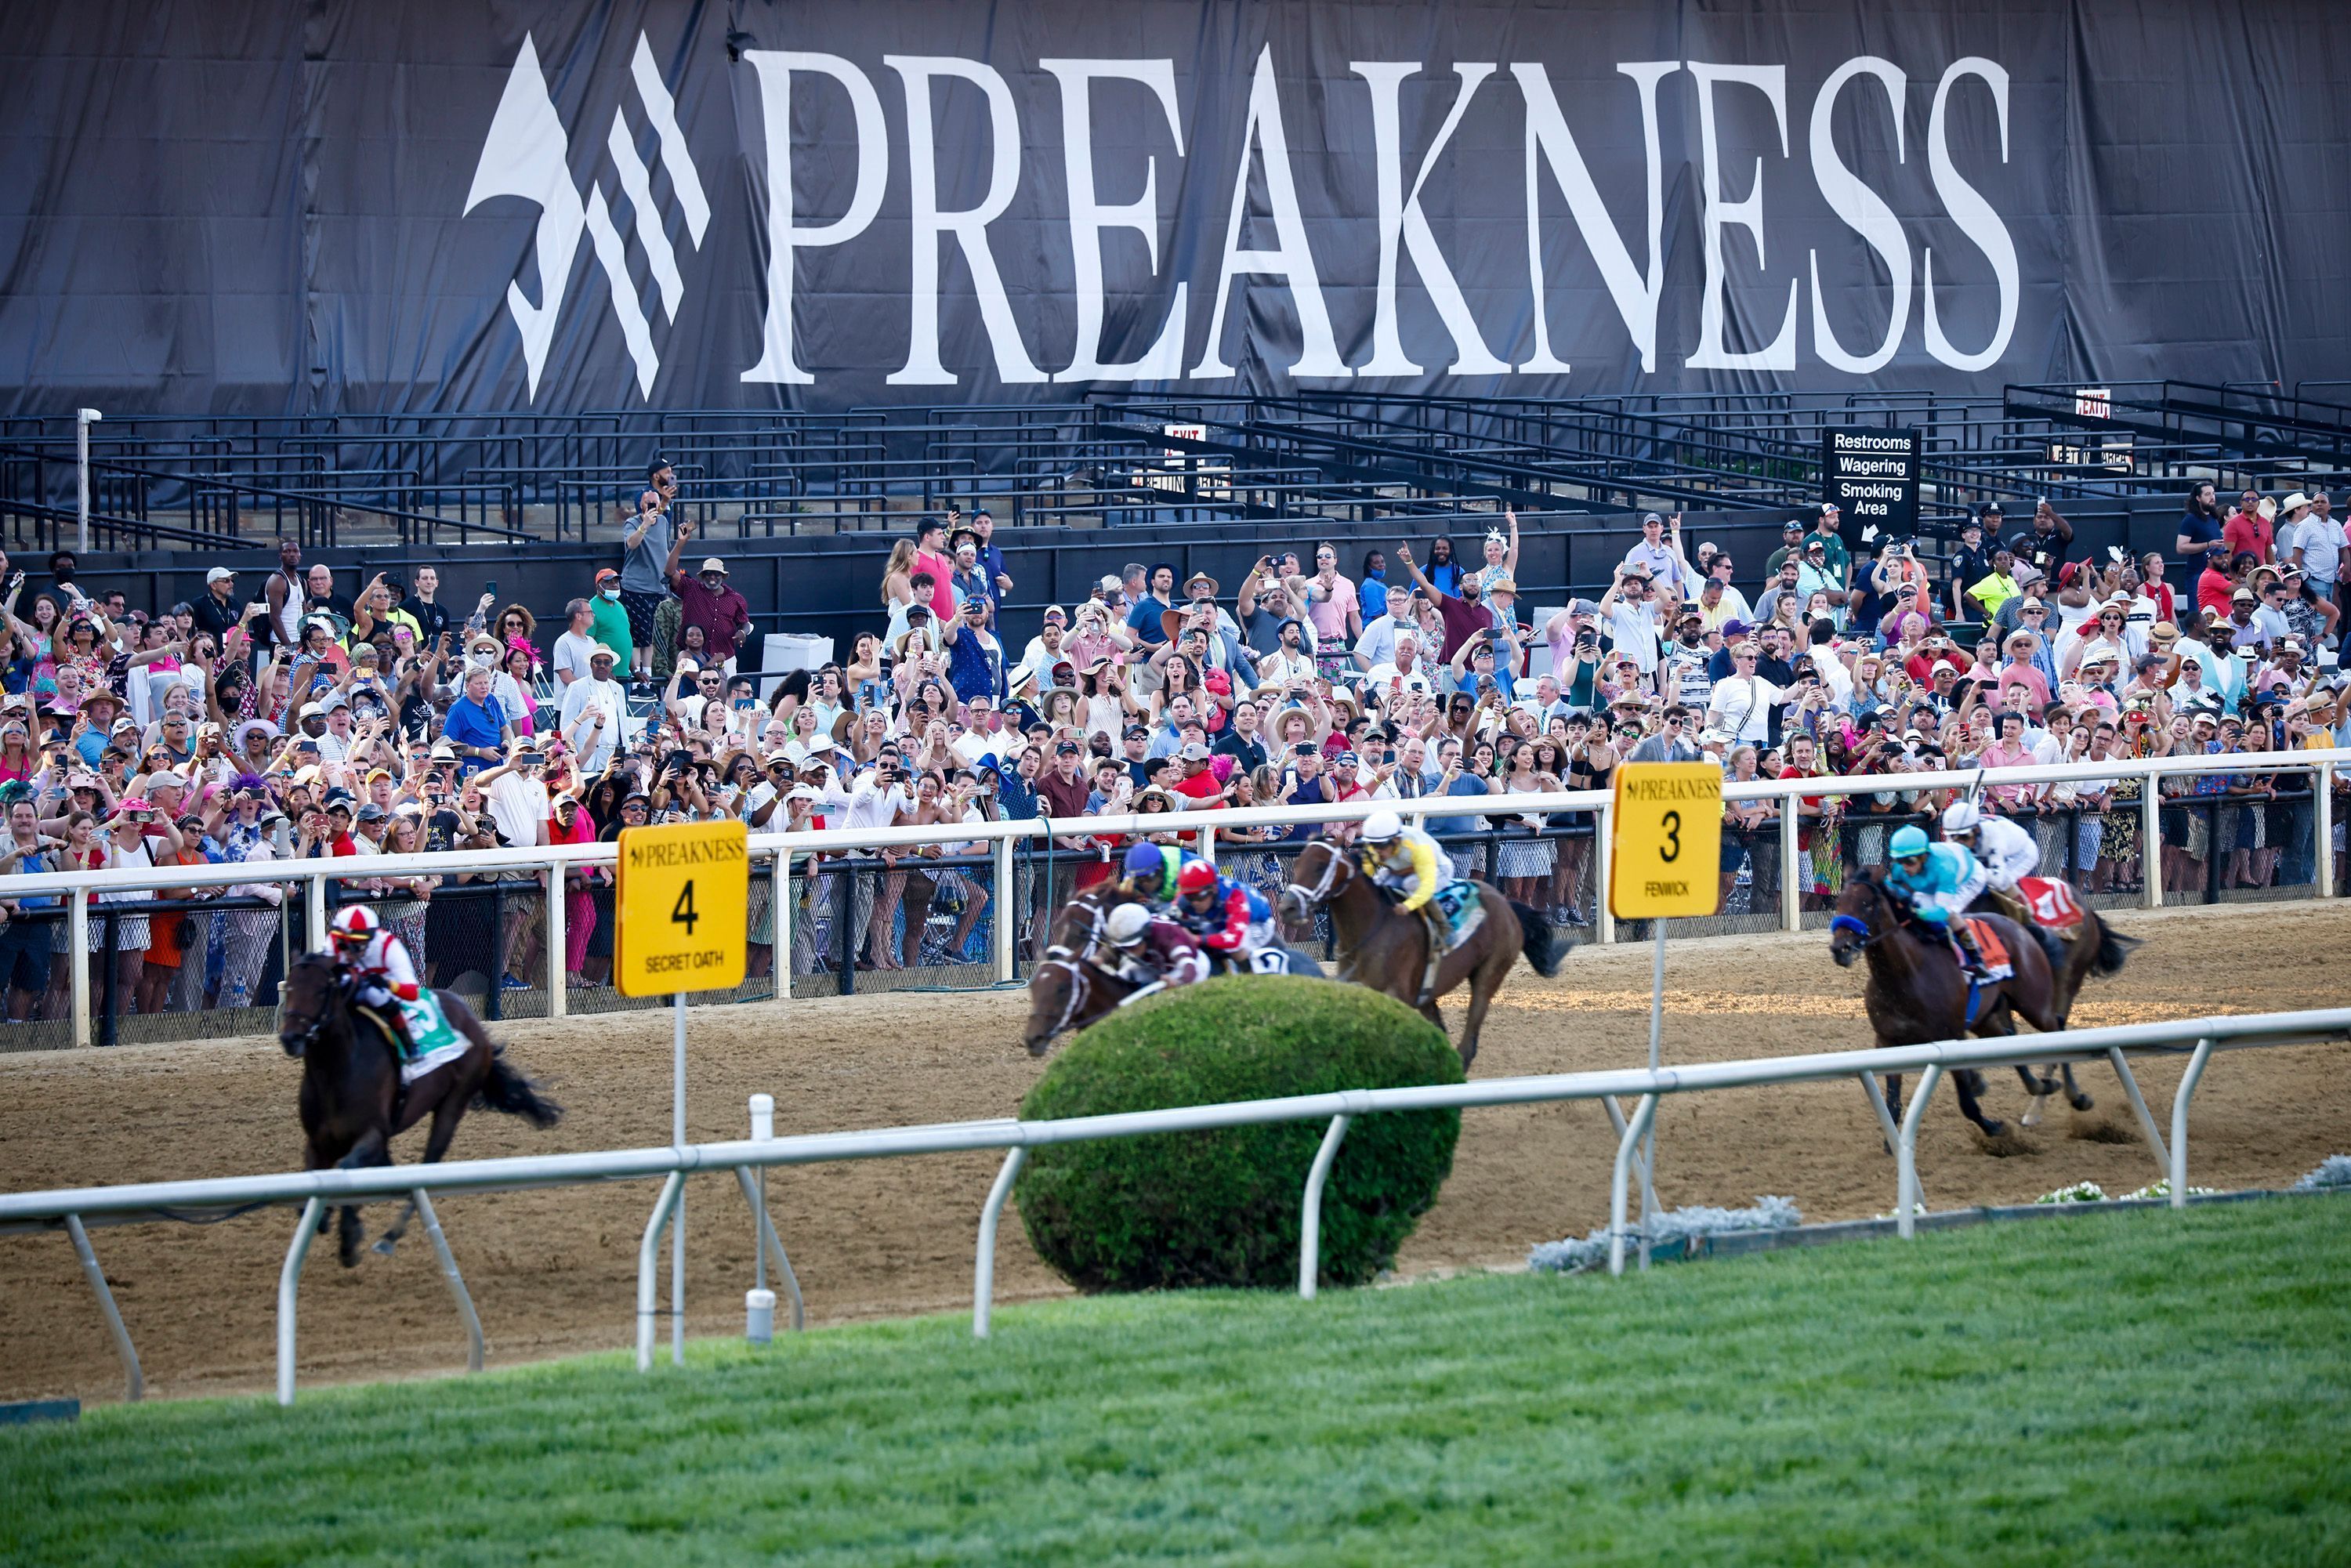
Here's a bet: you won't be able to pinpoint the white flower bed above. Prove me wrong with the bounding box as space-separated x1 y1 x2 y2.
1528 1196 1801 1274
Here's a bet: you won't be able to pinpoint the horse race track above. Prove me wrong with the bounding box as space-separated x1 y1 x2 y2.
2 901 2348 1406
5 1199 2348 1566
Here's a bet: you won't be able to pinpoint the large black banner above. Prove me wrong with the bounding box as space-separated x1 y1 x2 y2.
3 0 2347 416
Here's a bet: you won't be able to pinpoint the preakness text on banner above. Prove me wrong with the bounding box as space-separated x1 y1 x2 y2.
3 0 2347 416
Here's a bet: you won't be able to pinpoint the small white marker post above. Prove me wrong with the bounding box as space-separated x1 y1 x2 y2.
1608 764 1723 1273
672 990 686 1367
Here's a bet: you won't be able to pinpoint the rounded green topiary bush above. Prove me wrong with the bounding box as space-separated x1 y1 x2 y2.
1014 975 1463 1292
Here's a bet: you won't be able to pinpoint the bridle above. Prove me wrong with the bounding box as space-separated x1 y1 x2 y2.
1032 947 1093 1042
1284 841 1348 910
279 954 350 1055
1831 877 1903 953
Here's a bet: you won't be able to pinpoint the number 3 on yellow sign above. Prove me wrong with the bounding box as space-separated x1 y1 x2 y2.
1610 764 1722 919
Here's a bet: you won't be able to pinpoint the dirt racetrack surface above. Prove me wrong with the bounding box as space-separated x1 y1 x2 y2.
4 902 2347 1404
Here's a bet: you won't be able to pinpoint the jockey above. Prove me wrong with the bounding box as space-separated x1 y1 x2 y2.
1101 901 1210 990
1884 824 1995 980
1119 841 1205 911
1943 799 2064 965
328 905 421 1059
1172 858 1281 970
1357 808 1449 952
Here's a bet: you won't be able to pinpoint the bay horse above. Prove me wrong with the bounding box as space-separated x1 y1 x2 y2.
277 952 561 1267
1827 873 2061 1140
1278 837 1563 1067
1981 889 2141 1122
1022 949 1150 1056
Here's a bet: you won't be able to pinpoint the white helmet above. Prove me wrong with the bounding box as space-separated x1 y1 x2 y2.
1360 809 1404 844
1941 799 1982 836
1104 903 1152 947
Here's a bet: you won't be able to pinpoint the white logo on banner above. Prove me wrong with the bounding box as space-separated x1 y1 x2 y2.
464 33 708 397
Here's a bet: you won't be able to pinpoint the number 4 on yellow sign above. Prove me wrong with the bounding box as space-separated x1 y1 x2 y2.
615 820 748 998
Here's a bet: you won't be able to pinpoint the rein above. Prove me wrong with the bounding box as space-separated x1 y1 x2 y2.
1284 843 1344 908
1036 953 1091 1041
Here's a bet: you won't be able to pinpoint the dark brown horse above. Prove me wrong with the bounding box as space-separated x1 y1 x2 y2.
1828 874 2061 1139
1021 948 1150 1056
1976 889 2140 1123
1277 838 1562 1067
278 952 561 1266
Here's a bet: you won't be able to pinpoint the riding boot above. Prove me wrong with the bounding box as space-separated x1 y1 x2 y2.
1949 922 1992 982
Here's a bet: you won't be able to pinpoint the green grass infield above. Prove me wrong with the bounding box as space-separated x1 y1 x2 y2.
5 1197 2347 1566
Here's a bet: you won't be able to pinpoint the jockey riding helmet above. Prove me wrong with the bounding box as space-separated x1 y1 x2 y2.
1941 800 1982 836
330 905 380 947
1105 903 1152 946
1889 824 1931 862
1360 809 1404 843
1121 843 1167 881
1176 860 1219 896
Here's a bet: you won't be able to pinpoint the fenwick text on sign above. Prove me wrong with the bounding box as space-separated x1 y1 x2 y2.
614 820 749 998
1608 763 1723 919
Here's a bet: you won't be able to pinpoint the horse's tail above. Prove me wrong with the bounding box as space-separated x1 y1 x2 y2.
2090 918 2141 978
1505 900 1565 978
475 1047 563 1129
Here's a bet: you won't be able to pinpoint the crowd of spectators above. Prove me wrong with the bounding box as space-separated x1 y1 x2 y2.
0 462 2346 1027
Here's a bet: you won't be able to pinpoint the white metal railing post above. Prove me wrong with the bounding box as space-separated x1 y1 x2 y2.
2317 762 2336 901
994 835 1016 983
69 888 89 1049
635 1171 685 1373
1780 788 1802 932
2142 762 2164 909
277 1197 324 1405
1895 1064 1943 1239
74 407 101 554
973 1146 1027 1338
411 1190 484 1373
64 1215 141 1401
545 867 567 1018
305 869 329 953
2169 1036 2215 1208
1592 798 1615 945
1607 1093 1658 1276
773 848 793 1005
1297 1114 1351 1300
2102 1047 2171 1177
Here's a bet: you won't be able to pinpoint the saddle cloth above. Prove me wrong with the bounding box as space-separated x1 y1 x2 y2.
2016 876 2086 933
397 993 466 1084
1962 918 2014 981
1430 881 1487 954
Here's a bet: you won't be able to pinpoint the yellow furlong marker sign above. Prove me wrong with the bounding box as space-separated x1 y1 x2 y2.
1609 762 1723 919
615 819 749 997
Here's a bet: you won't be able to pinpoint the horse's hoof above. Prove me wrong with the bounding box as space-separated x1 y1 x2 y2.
2020 1103 2044 1128
371 1237 399 1258
2069 1094 2096 1113
1980 1120 2007 1139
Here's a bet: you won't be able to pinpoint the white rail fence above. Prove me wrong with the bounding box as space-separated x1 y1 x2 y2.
0 748 2342 1045
4 1009 2344 1406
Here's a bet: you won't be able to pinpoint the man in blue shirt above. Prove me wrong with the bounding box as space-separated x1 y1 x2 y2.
1125 563 1177 647
2176 481 2225 560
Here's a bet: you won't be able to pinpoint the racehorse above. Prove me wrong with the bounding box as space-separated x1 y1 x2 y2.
1021 882 1324 1055
1278 837 1563 1067
1983 888 2141 1121
278 951 561 1267
1827 873 2064 1140
1022 947 1151 1056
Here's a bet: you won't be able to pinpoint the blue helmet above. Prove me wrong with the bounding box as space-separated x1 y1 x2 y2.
1889 825 1931 860
1122 842 1168 880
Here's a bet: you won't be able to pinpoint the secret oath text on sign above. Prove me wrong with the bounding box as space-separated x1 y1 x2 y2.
615 820 749 998
1609 763 1724 920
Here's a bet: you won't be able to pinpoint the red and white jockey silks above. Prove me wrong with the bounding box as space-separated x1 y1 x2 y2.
345 927 422 1004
